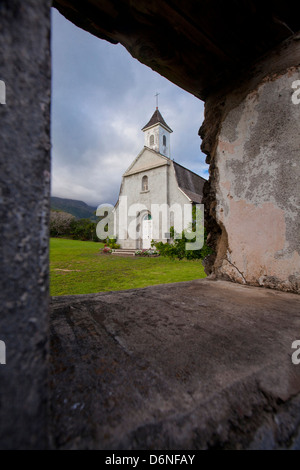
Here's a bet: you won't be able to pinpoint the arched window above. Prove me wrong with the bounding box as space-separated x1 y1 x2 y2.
150 135 154 146
163 135 167 146
142 175 148 191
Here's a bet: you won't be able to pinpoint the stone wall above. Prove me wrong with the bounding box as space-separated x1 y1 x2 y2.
0 0 51 449
201 33 300 293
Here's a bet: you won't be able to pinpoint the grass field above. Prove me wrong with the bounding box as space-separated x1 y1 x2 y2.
50 238 206 296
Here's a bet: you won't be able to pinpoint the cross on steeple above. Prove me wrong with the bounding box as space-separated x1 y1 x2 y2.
155 92 160 109
142 103 173 158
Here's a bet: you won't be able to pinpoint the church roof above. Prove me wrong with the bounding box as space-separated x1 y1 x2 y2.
142 108 173 133
173 161 206 203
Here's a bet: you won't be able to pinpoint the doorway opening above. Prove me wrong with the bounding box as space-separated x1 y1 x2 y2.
142 213 152 249
50 7 208 295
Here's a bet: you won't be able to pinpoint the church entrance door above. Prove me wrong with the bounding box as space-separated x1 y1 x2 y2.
142 214 152 249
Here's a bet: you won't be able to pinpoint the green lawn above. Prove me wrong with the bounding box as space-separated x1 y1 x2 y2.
50 238 206 296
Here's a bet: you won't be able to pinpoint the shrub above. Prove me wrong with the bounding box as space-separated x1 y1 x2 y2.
152 227 212 260
151 206 213 261
106 237 121 249
70 218 99 242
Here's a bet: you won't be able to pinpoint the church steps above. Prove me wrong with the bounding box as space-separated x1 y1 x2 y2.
112 249 136 256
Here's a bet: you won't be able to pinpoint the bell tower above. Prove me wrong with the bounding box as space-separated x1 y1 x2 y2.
141 107 173 158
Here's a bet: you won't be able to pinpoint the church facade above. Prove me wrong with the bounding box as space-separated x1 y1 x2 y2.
113 108 206 250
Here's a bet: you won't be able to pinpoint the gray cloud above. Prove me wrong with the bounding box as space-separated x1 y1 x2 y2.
51 8 208 207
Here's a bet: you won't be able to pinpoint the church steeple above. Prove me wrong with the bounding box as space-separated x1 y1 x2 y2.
141 108 173 157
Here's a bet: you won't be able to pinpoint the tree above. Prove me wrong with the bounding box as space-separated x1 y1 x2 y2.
50 210 75 237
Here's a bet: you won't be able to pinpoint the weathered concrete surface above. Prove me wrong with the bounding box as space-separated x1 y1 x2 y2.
50 279 300 449
0 0 51 449
53 0 298 100
201 33 300 293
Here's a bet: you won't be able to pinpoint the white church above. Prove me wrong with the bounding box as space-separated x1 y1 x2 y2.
113 107 206 250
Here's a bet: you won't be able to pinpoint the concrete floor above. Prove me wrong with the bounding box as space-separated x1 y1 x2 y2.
50 279 300 449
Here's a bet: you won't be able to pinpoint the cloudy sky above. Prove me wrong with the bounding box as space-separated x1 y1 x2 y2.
51 8 208 207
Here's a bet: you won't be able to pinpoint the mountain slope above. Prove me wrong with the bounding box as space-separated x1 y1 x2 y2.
51 197 97 220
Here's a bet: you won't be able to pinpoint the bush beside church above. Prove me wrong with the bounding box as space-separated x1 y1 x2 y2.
50 210 100 242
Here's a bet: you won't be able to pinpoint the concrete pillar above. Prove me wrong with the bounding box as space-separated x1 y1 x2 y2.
201 33 300 293
0 0 51 448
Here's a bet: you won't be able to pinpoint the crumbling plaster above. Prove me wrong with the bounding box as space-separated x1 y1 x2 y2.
201 34 300 293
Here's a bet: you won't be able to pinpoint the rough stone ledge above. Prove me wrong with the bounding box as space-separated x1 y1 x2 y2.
49 279 300 449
